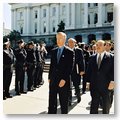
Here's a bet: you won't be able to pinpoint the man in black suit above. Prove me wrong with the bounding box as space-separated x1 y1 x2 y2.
68 38 85 104
86 40 114 114
48 32 74 114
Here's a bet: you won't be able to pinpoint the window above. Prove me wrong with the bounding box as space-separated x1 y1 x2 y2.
52 7 56 16
35 11 38 19
107 12 113 23
94 3 98 6
43 9 46 17
20 12 23 20
52 20 55 32
88 3 90 7
88 14 90 24
43 21 46 33
35 23 37 34
94 13 98 24
62 5 66 15
20 26 23 34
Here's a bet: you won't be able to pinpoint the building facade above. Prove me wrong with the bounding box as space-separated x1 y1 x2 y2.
3 23 11 36
10 3 114 45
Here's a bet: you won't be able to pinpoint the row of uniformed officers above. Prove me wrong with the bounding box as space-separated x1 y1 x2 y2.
3 38 47 100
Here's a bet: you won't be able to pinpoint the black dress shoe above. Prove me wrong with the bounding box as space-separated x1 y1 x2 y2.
3 96 6 100
68 101 72 106
28 89 33 91
6 95 13 98
77 97 81 103
16 92 21 95
20 91 27 94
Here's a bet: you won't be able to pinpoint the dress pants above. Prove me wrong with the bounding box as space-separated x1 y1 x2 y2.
15 63 25 93
3 65 13 97
27 64 35 90
48 82 69 114
90 89 111 114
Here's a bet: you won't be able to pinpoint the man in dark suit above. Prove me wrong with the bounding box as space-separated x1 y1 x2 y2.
86 40 114 114
68 38 85 104
48 32 74 114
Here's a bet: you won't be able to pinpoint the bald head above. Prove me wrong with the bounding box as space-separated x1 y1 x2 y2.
68 38 76 49
56 32 67 47
96 40 105 53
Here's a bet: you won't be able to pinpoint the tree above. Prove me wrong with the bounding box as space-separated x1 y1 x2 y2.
57 21 65 33
4 30 21 47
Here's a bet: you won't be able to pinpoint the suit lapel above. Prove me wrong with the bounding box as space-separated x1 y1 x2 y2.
99 52 107 69
94 54 98 69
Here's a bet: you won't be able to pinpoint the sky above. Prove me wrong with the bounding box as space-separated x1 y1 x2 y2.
3 3 11 29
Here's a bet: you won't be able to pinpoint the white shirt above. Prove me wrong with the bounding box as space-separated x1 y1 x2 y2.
96 51 106 64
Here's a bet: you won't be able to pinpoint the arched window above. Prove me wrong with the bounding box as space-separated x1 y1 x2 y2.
88 14 90 24
43 21 46 33
88 34 96 44
74 35 82 43
52 20 55 32
94 13 98 24
102 33 111 40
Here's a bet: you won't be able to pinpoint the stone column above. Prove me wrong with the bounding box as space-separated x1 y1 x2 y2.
37 6 41 34
26 7 31 34
96 3 102 27
83 3 88 28
71 3 75 29
56 4 60 31
11 9 14 30
14 9 17 30
24 7 27 34
46 4 50 34
66 3 70 28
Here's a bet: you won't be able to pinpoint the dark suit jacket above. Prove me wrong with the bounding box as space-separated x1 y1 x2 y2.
73 47 85 74
86 52 114 92
48 46 74 86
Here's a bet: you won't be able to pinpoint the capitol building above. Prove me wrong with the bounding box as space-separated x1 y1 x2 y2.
10 3 114 45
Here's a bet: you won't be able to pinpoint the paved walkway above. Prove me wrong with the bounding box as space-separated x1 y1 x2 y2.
3 72 114 114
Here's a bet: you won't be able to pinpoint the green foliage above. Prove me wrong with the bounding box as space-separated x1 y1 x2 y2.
3 30 21 47
57 21 65 33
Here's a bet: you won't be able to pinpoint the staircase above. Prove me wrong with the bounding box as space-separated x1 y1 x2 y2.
43 59 50 73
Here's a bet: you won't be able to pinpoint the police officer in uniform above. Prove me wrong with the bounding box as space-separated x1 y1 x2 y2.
26 41 36 91
34 43 42 88
14 39 27 95
3 38 14 100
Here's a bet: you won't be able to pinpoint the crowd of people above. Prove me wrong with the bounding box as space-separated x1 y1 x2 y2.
3 32 114 114
3 38 47 99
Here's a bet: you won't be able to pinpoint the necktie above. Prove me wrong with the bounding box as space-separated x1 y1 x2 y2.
57 48 61 63
98 54 101 69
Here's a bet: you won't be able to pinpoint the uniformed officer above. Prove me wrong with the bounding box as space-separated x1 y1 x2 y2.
14 39 27 95
26 41 36 91
34 43 43 88
3 38 14 100
39 43 47 85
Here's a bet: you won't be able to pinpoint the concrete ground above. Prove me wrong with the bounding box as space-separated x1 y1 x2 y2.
3 71 114 114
